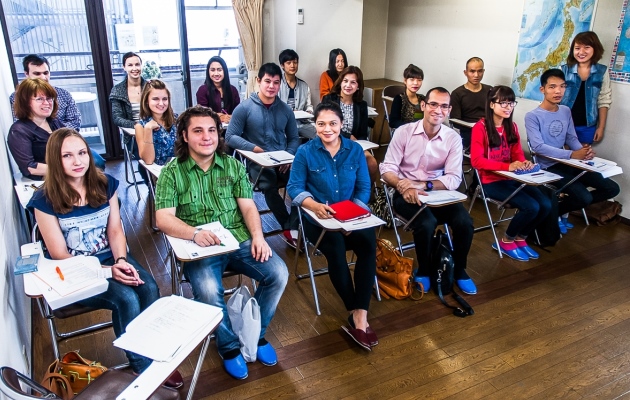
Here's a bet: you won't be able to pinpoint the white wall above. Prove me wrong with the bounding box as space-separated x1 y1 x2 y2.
0 17 32 382
360 0 389 80
385 0 630 217
263 0 364 102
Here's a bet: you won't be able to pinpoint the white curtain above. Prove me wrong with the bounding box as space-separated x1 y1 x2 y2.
232 0 264 97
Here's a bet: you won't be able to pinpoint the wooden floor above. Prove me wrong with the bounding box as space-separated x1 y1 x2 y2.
30 157 630 399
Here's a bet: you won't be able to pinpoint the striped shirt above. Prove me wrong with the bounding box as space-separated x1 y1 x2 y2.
155 153 253 243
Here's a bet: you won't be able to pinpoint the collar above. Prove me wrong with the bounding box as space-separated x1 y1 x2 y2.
313 135 352 151
181 153 225 172
411 119 445 141
569 63 598 74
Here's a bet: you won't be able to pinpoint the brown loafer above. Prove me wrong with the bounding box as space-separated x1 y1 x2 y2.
366 326 379 347
164 370 184 389
341 325 371 351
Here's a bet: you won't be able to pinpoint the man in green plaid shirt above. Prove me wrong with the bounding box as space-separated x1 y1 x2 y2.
155 106 288 380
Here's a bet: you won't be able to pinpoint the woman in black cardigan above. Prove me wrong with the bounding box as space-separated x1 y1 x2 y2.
322 65 377 182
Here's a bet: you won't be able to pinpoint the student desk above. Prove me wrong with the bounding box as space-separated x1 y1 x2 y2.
364 78 403 145
13 173 42 233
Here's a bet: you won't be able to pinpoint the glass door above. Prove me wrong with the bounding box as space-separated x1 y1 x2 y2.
1 0 109 155
103 0 187 114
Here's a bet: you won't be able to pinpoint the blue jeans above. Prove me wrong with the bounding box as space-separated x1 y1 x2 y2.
78 253 159 373
183 239 288 357
91 149 106 171
546 162 621 215
482 181 552 239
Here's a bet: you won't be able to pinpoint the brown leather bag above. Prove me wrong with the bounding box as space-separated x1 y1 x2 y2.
47 351 107 394
375 238 422 300
582 200 623 226
41 361 75 399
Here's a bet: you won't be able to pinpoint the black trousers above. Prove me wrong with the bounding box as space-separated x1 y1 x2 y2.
546 163 620 215
303 219 377 311
393 192 473 278
249 164 297 230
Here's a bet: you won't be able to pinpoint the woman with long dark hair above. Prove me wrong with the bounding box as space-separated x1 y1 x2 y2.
196 55 240 123
470 85 551 261
319 48 347 100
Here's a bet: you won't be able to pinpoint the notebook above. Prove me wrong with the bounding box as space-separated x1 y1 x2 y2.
329 200 371 222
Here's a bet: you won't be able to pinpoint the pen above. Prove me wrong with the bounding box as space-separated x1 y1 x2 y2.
580 160 595 166
30 184 40 190
326 201 331 215
55 266 64 281
269 156 281 163
531 173 544 176
221 109 228 114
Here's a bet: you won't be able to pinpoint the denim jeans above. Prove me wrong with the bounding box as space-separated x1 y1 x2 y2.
303 219 376 311
483 181 551 239
393 193 473 278
546 163 621 215
249 164 298 230
183 239 288 357
78 253 159 373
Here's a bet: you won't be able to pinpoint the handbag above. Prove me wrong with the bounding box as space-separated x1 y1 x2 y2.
375 238 421 300
41 363 74 400
430 230 474 318
572 200 623 226
227 286 262 362
46 351 107 395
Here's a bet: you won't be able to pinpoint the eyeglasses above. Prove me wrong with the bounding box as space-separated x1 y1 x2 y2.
495 101 518 108
425 102 451 111
33 97 54 104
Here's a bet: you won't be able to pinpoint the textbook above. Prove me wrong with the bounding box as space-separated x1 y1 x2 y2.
14 253 39 275
329 200 371 222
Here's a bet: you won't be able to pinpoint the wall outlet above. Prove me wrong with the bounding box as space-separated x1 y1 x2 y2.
297 9 304 24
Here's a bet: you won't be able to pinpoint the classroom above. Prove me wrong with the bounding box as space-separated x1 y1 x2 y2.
2 0 630 398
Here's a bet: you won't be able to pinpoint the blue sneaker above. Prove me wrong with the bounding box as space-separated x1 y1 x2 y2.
413 275 431 293
492 241 529 261
223 353 248 380
515 240 539 259
456 278 477 295
558 219 568 235
257 343 278 366
561 217 574 229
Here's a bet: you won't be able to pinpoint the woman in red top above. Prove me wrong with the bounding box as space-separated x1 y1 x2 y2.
471 85 551 261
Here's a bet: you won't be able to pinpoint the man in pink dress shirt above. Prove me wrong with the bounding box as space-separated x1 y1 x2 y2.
380 87 476 295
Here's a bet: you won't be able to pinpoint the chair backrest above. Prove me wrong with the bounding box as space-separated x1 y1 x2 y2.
381 85 406 122
0 366 60 399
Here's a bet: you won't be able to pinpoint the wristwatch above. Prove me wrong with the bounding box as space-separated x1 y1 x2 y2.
425 181 434 192
191 227 203 242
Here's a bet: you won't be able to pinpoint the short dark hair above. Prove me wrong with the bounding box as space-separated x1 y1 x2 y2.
465 57 484 69
279 49 299 65
257 63 282 80
540 68 565 86
122 52 142 66
403 64 424 80
313 101 344 123
174 106 225 161
567 31 604 66
424 87 450 103
22 54 49 73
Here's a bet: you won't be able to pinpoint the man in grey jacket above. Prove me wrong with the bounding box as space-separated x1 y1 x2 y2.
278 49 316 139
226 63 301 247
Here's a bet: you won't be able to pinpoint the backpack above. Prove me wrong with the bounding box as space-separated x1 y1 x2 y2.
430 230 474 318
534 186 560 247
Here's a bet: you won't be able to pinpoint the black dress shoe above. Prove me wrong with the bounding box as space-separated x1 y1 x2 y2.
341 325 371 351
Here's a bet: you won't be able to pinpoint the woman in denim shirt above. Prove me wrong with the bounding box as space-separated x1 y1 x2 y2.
287 102 378 351
560 31 612 144
135 80 177 166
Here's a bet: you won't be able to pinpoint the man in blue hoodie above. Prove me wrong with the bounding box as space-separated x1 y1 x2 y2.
226 63 300 247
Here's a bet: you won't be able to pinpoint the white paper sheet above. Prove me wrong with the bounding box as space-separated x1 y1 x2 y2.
165 221 240 260
418 190 468 205
302 208 385 231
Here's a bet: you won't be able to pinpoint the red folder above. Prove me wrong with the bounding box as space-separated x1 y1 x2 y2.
329 200 371 222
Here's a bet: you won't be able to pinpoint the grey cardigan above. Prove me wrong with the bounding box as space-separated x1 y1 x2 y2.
109 77 146 128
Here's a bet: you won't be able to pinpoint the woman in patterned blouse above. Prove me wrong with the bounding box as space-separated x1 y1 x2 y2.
135 80 178 165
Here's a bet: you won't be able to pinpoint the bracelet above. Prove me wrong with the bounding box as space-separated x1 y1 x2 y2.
115 256 128 264
191 228 203 242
